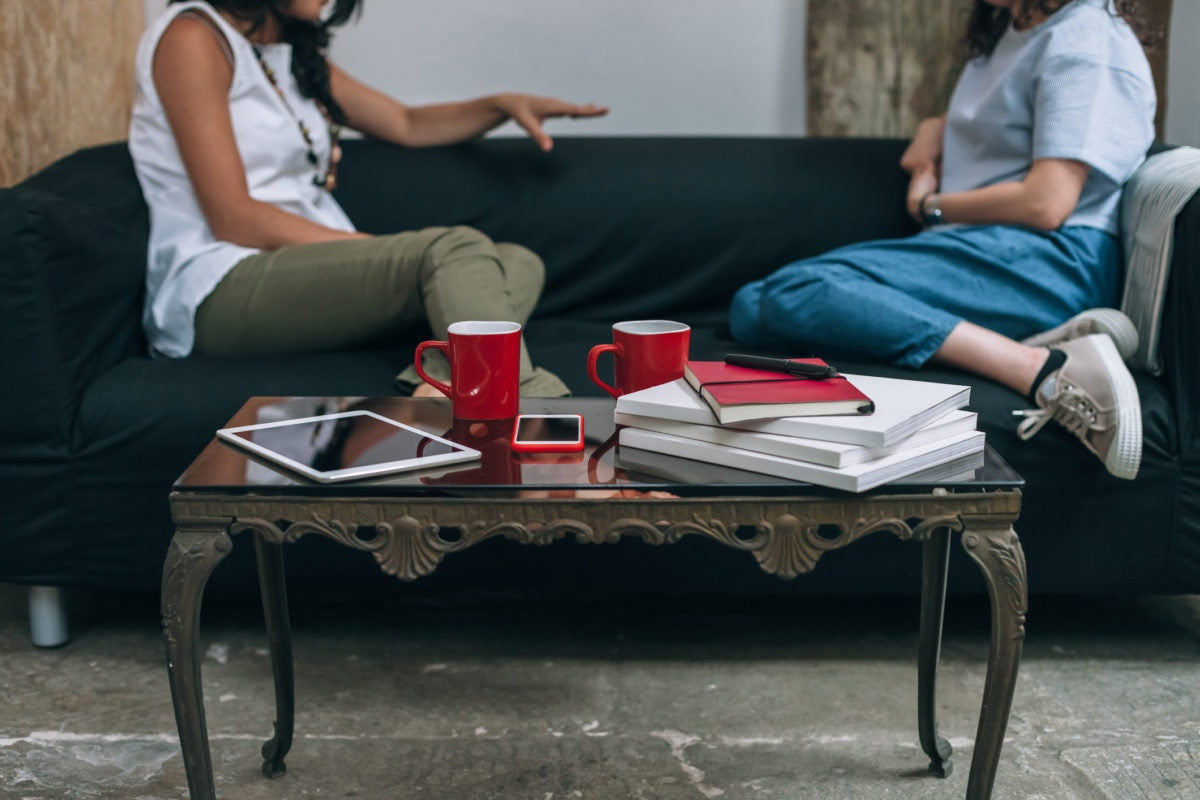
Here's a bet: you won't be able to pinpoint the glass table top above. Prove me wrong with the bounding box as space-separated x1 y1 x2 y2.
175 396 1023 498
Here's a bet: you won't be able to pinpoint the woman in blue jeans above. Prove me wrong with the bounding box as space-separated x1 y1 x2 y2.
730 0 1157 479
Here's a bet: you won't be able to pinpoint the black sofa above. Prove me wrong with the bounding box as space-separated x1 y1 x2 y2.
2 137 1198 610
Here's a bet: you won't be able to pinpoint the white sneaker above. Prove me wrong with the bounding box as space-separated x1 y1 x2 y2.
1015 334 1142 479
1020 308 1139 362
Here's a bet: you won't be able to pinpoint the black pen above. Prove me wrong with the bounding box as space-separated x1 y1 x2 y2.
724 353 839 380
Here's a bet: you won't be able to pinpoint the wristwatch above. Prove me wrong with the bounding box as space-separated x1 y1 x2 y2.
920 192 944 227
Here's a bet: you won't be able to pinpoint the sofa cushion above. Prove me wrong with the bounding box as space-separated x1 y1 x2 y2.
334 137 922 322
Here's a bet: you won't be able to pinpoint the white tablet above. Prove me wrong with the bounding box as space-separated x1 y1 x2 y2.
217 410 481 483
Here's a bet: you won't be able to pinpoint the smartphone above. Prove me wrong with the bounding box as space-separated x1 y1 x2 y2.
511 413 586 453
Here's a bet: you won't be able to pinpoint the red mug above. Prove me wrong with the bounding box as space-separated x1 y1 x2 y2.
587 320 691 398
415 321 522 420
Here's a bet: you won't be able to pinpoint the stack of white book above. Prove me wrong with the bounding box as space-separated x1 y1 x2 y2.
614 375 985 492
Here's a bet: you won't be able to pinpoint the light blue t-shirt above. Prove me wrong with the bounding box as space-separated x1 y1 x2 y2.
940 0 1156 234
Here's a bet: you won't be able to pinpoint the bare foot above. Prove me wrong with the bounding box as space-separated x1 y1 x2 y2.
412 382 448 399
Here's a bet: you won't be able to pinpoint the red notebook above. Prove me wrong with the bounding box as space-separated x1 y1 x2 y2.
682 359 876 424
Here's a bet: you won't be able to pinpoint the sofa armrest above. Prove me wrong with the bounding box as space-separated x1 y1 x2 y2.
1120 147 1200 374
0 146 149 457
1116 145 1200 454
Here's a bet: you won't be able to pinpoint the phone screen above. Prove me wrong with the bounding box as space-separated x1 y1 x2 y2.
514 415 581 444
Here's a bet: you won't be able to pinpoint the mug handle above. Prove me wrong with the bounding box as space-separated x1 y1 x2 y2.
587 344 623 399
414 340 453 397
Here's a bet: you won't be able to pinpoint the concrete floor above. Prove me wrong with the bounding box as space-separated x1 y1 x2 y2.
2 580 1200 800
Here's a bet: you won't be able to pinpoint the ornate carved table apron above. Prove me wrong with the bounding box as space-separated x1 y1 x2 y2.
163 397 1026 800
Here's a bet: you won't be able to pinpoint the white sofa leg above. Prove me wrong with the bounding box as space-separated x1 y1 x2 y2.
28 586 69 648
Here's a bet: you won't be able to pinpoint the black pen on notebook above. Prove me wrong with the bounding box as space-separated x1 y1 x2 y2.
724 354 840 380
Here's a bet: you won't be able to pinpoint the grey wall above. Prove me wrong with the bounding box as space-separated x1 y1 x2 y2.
1166 0 1199 146
142 0 1195 144
326 0 807 137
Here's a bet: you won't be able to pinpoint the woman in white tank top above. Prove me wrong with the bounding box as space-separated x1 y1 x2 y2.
129 0 607 397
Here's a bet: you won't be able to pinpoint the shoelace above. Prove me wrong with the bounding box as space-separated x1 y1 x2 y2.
1014 386 1099 441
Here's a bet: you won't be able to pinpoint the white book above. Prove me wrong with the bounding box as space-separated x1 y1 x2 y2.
899 452 986 484
618 427 986 493
615 376 970 447
618 446 987 488
614 409 978 469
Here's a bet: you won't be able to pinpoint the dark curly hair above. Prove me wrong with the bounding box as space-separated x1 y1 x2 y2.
967 0 1159 58
168 0 362 123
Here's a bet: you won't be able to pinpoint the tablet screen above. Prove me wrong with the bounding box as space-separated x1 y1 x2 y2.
218 411 480 482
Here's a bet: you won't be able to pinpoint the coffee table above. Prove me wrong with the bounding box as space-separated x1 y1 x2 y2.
164 396 1026 800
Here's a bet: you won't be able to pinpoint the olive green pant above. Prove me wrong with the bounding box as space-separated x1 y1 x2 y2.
193 226 569 396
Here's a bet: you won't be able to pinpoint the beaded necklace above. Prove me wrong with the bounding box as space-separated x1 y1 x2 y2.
251 46 342 191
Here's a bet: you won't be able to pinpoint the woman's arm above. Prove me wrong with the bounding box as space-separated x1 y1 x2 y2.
329 63 607 151
901 116 946 227
153 18 370 249
900 115 946 177
907 158 1091 231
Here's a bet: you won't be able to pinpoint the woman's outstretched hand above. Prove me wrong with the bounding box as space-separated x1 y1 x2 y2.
495 93 609 151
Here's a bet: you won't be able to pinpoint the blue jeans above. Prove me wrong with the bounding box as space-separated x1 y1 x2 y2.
729 225 1121 368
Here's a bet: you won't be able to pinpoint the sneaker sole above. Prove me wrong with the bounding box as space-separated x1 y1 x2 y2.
1022 309 1139 363
1091 335 1142 479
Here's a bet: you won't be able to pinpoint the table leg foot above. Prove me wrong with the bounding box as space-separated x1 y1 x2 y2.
261 725 289 779
918 526 954 779
254 533 294 780
162 523 234 800
961 520 1028 800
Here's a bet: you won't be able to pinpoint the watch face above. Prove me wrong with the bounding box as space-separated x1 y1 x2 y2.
922 195 943 226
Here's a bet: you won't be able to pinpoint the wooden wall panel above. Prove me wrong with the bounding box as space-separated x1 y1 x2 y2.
0 0 143 187
807 0 1172 139
807 0 967 138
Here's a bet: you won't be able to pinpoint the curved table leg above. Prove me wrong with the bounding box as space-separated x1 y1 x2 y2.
162 522 235 800
960 519 1028 800
917 525 954 778
254 533 295 779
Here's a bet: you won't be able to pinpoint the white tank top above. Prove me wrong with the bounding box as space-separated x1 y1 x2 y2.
129 1 356 357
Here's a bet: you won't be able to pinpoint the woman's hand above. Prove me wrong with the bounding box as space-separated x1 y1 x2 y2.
906 166 940 224
332 64 609 150
900 115 946 177
493 93 609 152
